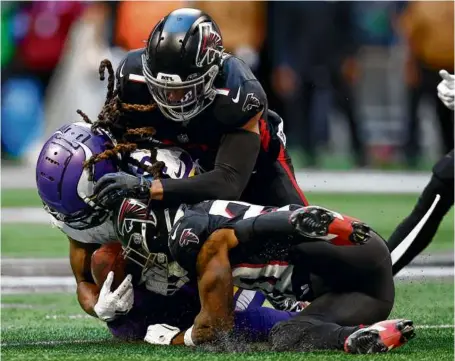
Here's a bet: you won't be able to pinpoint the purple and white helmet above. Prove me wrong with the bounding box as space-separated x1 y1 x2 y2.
36 122 118 230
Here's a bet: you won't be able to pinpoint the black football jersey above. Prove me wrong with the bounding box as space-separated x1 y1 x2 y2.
168 200 313 301
115 49 286 171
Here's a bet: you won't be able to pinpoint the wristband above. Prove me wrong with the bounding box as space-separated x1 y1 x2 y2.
184 325 196 347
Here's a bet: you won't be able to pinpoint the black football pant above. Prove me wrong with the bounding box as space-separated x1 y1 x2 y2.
269 231 394 351
388 150 454 275
405 65 454 165
242 145 309 207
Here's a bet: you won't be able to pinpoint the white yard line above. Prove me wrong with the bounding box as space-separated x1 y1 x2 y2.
1 208 49 224
395 267 454 279
1 168 432 193
2 267 453 294
1 339 113 347
416 325 454 329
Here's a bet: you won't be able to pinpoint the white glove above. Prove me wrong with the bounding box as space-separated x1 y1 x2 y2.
144 324 181 345
437 70 455 110
94 272 134 322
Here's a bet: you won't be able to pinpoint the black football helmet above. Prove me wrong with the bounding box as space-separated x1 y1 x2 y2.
142 8 224 122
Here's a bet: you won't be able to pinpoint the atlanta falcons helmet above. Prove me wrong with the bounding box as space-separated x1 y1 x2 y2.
142 8 224 122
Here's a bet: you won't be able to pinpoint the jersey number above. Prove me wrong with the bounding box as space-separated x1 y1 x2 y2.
208 200 265 219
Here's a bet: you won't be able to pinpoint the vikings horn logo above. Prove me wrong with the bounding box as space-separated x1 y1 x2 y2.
117 198 157 237
195 22 223 68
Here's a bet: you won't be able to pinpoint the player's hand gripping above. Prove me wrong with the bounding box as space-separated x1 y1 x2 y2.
93 172 152 208
94 272 134 322
437 70 455 110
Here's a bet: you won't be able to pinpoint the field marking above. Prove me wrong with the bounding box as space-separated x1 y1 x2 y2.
2 208 49 224
2 325 453 347
3 266 453 295
1 169 431 192
1 339 113 347
416 325 454 329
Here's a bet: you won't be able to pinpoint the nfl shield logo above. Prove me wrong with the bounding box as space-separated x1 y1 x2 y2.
177 134 189 143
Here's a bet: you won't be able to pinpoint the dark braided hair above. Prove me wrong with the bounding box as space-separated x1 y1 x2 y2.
76 59 165 181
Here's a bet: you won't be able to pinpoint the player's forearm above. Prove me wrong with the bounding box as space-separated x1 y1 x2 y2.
77 281 100 317
157 168 243 204
180 313 235 346
156 130 260 204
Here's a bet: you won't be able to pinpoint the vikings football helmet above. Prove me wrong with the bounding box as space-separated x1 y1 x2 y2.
36 122 118 230
142 8 224 122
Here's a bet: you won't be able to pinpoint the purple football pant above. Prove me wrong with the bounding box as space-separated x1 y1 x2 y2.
107 287 297 342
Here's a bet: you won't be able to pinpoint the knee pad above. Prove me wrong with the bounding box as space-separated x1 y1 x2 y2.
416 175 453 217
269 317 323 351
432 150 454 185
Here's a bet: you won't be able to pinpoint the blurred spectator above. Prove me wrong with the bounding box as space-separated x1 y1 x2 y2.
112 1 184 51
270 2 364 167
193 1 266 73
1 1 86 161
399 1 454 167
43 2 114 142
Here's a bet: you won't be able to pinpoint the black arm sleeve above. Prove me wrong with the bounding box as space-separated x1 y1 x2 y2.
160 129 260 205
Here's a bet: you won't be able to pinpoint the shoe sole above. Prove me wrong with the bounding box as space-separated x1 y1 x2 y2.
347 320 415 354
291 207 334 238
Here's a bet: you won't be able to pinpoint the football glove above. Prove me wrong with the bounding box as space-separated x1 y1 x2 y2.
437 70 455 110
144 324 181 345
93 172 152 208
94 272 134 322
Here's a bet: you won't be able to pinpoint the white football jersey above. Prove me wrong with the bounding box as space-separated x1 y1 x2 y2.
128 147 200 179
50 215 116 244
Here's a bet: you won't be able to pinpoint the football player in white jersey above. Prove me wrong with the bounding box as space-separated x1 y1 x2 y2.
36 122 202 328
36 121 298 342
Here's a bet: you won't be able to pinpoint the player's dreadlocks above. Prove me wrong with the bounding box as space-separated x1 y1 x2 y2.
76 59 165 181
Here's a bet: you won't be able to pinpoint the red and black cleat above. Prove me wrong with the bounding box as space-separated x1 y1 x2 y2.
344 319 416 354
290 206 371 245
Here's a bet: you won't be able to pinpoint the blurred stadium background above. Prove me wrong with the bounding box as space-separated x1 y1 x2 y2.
1 1 453 359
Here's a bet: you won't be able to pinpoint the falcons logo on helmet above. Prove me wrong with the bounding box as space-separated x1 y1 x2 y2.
195 22 223 67
179 228 200 247
117 198 157 237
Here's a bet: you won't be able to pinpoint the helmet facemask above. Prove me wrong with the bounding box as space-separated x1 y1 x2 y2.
121 231 189 296
44 201 110 230
142 53 219 122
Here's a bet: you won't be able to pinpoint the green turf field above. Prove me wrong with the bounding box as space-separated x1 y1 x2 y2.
2 281 453 361
2 190 453 257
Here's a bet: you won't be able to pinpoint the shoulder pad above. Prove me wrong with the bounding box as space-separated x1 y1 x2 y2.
213 56 267 128
116 49 153 105
168 212 210 275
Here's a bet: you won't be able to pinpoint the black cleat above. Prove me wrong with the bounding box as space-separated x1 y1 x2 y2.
345 319 415 354
290 206 335 238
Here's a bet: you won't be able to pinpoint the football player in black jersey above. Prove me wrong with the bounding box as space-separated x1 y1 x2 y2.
112 196 415 353
388 70 454 275
92 8 308 212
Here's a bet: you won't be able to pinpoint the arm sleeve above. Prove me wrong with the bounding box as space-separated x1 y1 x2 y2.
160 129 260 205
